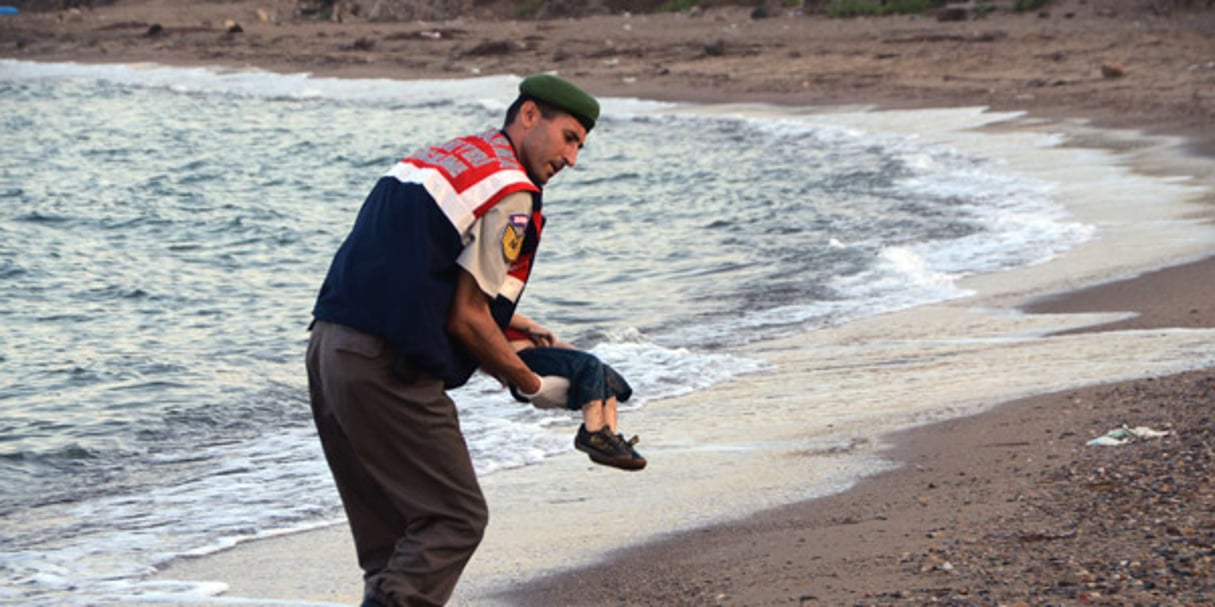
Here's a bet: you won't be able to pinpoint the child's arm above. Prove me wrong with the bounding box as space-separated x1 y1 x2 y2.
508 312 557 348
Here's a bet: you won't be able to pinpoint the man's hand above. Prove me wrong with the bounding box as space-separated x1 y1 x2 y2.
517 375 570 409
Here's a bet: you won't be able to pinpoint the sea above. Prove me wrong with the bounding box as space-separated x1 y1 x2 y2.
0 59 1179 605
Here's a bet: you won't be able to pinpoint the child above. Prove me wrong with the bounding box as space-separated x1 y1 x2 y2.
506 313 646 471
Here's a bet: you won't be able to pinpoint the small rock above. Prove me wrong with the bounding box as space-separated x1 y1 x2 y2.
224 19 243 34
937 4 972 22
1101 60 1126 79
464 39 514 57
144 23 164 37
59 8 84 23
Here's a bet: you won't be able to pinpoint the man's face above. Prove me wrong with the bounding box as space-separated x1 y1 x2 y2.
516 102 588 186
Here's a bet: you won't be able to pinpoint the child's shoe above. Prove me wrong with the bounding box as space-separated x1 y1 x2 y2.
574 424 647 471
618 433 646 467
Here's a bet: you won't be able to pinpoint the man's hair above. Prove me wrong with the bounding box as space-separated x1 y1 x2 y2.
502 96 563 129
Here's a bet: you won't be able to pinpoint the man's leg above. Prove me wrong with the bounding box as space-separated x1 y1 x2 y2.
307 322 488 607
309 385 405 575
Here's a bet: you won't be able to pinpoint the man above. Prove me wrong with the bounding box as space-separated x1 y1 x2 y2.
305 74 599 607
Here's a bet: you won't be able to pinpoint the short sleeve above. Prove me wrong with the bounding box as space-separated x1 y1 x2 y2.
456 192 535 297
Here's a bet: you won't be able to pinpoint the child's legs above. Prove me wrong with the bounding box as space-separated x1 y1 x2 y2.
603 396 618 432
516 348 629 429
580 396 619 433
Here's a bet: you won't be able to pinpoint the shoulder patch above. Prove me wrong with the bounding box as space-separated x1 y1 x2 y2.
502 213 530 262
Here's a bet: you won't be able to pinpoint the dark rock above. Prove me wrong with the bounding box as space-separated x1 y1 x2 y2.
937 3 973 21
463 39 515 57
366 0 468 22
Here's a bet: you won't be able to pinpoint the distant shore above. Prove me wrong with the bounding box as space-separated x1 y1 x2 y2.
3 0 1214 148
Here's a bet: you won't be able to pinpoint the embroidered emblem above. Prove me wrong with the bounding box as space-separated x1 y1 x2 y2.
502 214 530 262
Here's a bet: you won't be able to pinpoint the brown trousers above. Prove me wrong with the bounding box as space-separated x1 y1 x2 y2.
306 321 488 607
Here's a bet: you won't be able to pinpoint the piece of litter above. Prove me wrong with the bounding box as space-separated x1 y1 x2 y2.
1129 426 1169 438
1086 425 1170 446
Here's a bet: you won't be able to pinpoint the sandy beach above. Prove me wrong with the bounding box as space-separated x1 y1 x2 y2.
5 1 1214 605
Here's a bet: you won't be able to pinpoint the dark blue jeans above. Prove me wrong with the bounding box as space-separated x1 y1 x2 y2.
514 347 632 411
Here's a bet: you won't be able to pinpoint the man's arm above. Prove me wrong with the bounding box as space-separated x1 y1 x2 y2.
447 268 543 394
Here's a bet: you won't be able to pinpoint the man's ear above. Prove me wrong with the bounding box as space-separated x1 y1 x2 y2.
518 100 540 128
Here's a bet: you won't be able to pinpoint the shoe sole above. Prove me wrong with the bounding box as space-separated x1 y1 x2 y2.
575 443 647 471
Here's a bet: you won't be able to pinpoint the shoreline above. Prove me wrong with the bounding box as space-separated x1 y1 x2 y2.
134 97 1215 606
5 1 1214 604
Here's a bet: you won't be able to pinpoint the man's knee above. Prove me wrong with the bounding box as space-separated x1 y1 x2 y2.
414 499 488 554
455 501 489 549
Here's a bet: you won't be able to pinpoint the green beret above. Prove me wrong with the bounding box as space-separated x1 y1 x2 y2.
519 74 600 132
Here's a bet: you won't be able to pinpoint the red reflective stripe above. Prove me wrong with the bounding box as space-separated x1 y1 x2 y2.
395 131 540 234
504 328 530 342
401 131 539 223
471 182 541 219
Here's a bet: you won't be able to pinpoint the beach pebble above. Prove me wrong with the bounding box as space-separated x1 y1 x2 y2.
1101 59 1126 79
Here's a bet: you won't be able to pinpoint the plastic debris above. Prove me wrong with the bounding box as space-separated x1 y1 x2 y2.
1087 425 1170 446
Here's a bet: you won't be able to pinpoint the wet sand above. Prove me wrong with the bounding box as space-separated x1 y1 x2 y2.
503 260 1215 606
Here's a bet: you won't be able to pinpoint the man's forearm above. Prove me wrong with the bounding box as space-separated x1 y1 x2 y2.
447 271 541 393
